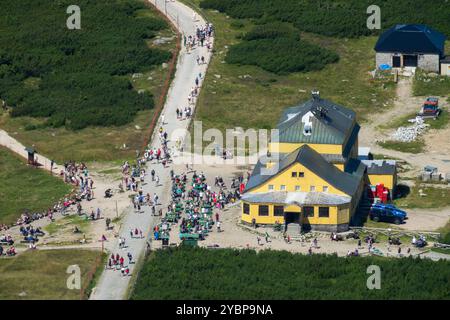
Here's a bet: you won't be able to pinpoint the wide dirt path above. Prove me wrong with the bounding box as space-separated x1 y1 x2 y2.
359 77 450 176
89 0 213 300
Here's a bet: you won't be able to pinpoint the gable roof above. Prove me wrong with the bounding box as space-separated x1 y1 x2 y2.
375 24 446 56
244 145 365 196
362 160 396 175
276 98 356 145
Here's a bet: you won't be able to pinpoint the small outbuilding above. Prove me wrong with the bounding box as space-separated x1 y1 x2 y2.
441 57 450 76
375 24 446 73
24 146 37 165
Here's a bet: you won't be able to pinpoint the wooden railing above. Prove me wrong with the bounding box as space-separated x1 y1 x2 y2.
349 226 441 241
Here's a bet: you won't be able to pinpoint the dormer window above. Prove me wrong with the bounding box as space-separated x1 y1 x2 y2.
303 123 312 135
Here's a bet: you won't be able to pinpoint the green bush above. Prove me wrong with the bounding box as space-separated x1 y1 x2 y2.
243 22 299 41
442 233 450 245
225 23 339 74
201 0 450 38
230 20 245 29
0 0 171 130
132 247 450 299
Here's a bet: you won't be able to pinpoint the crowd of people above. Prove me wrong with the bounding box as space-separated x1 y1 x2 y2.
183 22 214 54
152 170 243 244
107 252 133 277
0 160 103 259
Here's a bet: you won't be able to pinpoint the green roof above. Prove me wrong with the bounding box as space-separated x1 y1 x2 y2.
276 98 357 145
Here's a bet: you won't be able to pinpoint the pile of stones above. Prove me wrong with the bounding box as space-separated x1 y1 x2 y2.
391 117 429 142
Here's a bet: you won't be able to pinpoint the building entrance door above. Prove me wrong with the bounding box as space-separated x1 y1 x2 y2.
392 56 401 68
284 211 300 224
403 54 418 67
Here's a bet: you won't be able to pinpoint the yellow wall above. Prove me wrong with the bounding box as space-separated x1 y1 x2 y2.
269 142 342 155
241 202 284 225
249 162 348 196
241 202 350 225
367 174 395 190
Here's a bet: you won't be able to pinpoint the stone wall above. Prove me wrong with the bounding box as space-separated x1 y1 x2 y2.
308 223 349 233
376 52 440 72
375 52 392 68
418 54 440 72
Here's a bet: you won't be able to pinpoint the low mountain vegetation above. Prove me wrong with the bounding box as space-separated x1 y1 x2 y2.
201 0 448 76
0 0 171 130
132 247 450 300
226 23 339 74
201 0 450 38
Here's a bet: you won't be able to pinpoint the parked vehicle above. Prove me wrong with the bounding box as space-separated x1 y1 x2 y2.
418 97 441 119
369 203 407 225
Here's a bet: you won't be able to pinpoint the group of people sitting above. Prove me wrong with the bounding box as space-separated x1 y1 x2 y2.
0 233 16 256
19 225 44 238
0 234 14 245
0 244 16 256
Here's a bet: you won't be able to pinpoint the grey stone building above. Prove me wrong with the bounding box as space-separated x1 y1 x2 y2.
375 24 446 73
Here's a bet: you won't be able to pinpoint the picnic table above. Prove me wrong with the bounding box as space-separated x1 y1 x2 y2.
165 212 177 223
159 232 170 240
201 207 213 215
179 233 200 240
181 238 198 247
371 248 384 256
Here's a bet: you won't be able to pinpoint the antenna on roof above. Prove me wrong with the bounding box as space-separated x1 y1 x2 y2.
311 89 320 100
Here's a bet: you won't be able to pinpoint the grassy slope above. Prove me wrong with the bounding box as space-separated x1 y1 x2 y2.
395 183 450 209
413 42 450 97
182 0 396 141
0 249 101 300
0 5 177 163
132 247 450 300
380 110 449 130
0 147 72 225
377 140 425 154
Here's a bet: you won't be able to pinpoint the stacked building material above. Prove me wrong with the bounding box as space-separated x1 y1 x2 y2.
391 117 429 142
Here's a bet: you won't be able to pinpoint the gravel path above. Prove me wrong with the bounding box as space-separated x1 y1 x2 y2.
89 0 213 300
